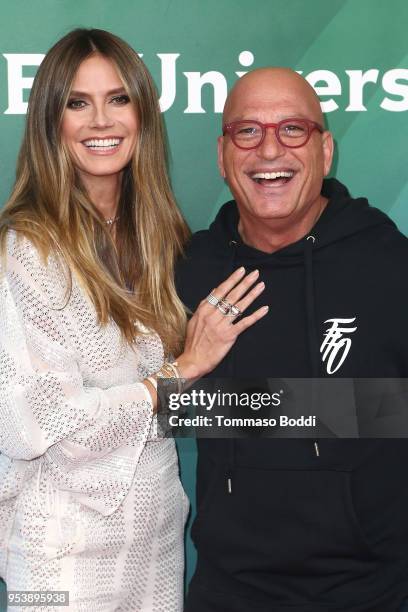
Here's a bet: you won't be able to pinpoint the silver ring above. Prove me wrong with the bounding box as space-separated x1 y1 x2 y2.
216 301 230 315
217 299 241 317
206 292 220 307
228 304 241 317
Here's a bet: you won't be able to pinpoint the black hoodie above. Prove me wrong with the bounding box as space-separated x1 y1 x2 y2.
176 179 408 612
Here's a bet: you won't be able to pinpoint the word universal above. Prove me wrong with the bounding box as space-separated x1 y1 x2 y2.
3 51 408 114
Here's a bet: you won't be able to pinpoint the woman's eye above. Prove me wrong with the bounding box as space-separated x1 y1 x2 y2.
111 94 130 105
67 99 87 110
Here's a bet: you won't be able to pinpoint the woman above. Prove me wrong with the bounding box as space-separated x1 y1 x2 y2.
0 29 267 611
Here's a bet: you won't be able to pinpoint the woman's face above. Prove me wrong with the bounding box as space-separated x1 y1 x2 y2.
61 54 138 184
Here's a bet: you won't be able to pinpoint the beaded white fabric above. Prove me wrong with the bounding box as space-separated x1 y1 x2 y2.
0 232 189 611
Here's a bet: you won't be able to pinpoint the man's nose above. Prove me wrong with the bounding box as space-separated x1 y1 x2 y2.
89 103 114 129
256 126 285 159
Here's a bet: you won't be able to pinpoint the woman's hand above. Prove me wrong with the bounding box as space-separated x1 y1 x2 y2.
176 267 268 379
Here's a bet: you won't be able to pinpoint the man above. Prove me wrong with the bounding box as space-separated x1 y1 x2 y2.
177 68 408 611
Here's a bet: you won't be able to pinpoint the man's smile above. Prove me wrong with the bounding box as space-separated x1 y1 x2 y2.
248 169 295 187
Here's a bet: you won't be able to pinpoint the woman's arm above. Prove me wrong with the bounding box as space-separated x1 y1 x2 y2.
0 232 155 463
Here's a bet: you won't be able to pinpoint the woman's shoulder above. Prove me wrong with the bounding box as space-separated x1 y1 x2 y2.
2 229 71 307
4 228 47 263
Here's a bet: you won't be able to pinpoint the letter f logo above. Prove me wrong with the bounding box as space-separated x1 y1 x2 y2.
320 317 357 374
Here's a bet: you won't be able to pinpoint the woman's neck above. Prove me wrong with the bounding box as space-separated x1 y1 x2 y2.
81 172 122 220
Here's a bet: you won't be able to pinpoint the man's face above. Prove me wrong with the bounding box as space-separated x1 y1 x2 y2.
218 72 333 231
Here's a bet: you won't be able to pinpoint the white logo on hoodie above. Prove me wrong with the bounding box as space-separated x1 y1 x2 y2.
320 317 357 374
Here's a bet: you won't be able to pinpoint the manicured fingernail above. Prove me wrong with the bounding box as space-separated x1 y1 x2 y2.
237 267 245 274
250 269 259 277
261 305 269 313
257 282 265 290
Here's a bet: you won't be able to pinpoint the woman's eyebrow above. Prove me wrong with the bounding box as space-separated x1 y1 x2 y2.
69 87 127 97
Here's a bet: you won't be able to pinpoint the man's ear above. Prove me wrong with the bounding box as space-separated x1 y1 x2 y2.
322 130 334 177
217 135 226 178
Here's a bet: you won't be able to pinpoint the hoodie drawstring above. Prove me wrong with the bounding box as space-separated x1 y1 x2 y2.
305 235 320 458
227 240 240 494
227 440 235 494
226 234 322 495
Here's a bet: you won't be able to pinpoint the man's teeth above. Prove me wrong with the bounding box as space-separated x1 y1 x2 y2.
84 138 121 148
252 171 294 180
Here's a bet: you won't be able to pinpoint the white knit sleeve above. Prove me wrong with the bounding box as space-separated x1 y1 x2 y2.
0 232 158 514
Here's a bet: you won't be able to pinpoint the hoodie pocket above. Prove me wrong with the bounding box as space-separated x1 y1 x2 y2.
192 467 377 579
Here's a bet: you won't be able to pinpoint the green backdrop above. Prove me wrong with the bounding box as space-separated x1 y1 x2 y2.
1 0 408 607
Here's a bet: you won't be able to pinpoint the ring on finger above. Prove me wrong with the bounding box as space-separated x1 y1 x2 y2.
206 292 221 307
228 304 241 317
216 300 230 315
217 299 241 317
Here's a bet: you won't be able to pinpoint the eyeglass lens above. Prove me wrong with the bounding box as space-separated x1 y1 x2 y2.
232 120 310 148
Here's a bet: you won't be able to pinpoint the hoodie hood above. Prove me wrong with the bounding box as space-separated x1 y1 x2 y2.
205 178 396 262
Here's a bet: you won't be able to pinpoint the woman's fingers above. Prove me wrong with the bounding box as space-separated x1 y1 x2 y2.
223 269 260 305
202 268 262 314
233 281 265 315
209 267 246 302
233 305 269 335
201 269 267 326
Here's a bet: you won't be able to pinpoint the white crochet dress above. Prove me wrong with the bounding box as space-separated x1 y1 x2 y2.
0 231 189 611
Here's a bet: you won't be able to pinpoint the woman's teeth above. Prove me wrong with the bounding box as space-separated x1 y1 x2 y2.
83 138 121 150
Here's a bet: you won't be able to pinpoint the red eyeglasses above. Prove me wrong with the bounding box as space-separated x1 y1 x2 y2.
222 118 324 150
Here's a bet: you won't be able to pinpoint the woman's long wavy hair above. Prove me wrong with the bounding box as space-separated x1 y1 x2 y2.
0 28 190 354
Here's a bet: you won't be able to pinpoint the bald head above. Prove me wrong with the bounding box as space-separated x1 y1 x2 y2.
223 67 324 127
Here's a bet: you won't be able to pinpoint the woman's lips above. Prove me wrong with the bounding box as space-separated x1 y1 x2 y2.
81 137 123 154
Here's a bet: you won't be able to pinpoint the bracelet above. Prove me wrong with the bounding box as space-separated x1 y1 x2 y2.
145 376 158 392
157 361 182 394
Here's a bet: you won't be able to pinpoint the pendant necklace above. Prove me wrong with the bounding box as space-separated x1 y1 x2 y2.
105 215 120 227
